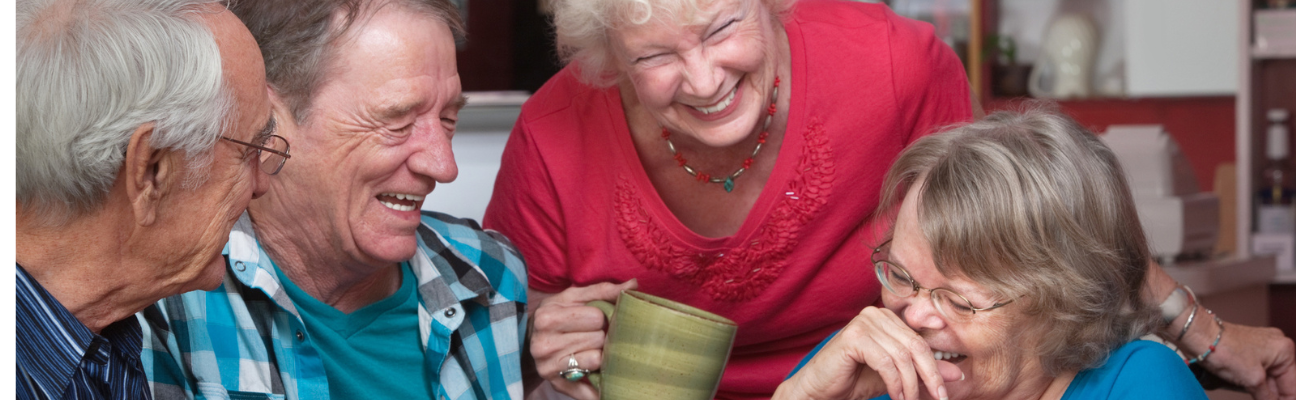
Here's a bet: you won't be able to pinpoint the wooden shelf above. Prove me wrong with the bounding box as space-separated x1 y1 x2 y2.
1253 46 1296 59
1163 256 1277 296
1275 270 1296 284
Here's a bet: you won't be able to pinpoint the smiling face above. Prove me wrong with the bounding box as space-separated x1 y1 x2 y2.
882 185 1051 400
611 0 781 148
262 5 463 266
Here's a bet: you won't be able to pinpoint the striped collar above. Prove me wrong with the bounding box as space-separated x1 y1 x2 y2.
16 264 144 399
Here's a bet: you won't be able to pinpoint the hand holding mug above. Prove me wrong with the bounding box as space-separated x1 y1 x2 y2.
530 280 638 400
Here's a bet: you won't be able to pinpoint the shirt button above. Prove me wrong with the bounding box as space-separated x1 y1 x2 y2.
295 331 305 341
444 308 456 318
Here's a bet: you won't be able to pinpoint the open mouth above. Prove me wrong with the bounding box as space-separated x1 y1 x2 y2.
377 192 424 212
690 84 739 115
933 350 968 364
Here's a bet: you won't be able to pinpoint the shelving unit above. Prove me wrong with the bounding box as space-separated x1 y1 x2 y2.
1236 0 1296 262
1237 0 1296 344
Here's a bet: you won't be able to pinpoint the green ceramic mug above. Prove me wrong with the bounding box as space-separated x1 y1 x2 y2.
585 290 738 400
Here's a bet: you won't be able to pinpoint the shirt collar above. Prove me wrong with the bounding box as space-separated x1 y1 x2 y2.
15 264 143 398
224 211 515 315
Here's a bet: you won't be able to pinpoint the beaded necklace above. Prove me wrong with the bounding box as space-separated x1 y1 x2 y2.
662 76 780 193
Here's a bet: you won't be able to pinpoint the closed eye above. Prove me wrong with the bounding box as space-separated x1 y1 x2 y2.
707 18 738 40
634 53 664 64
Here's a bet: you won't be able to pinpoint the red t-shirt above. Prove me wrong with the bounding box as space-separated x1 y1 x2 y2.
484 1 972 398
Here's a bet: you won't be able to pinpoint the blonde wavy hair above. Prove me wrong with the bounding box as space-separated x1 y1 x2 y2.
551 0 793 87
875 104 1161 375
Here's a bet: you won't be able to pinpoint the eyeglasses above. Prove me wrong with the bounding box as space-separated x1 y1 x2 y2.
221 134 291 175
871 239 1012 322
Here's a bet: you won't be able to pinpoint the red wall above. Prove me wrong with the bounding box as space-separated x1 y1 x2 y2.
987 97 1236 192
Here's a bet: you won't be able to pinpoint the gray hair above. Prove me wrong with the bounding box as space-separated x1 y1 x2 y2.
876 104 1161 375
229 0 465 123
552 0 794 87
17 0 234 223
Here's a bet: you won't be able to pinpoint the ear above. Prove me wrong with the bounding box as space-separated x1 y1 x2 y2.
267 86 296 129
124 122 169 226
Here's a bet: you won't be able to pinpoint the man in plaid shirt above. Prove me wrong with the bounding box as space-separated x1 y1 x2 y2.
139 0 529 399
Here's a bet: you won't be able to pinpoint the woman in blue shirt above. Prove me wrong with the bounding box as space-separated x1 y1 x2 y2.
775 107 1209 400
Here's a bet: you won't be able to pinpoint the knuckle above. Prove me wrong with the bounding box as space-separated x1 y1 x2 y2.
533 309 560 330
904 337 928 353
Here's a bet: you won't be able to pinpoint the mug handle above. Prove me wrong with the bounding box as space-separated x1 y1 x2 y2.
583 300 616 392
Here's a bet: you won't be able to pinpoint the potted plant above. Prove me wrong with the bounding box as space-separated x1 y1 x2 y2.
986 34 1031 97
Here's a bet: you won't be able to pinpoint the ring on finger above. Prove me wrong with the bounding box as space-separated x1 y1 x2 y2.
558 353 590 382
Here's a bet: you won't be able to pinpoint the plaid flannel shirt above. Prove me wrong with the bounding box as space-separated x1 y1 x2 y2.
139 211 528 400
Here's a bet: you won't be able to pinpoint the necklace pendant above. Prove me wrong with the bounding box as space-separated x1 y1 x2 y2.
723 177 735 192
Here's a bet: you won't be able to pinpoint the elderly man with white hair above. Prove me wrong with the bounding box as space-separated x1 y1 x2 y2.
16 0 287 398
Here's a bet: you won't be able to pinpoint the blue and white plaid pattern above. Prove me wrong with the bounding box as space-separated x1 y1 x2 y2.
139 211 528 400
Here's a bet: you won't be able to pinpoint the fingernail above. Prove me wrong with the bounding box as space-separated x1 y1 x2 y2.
960 372 966 381
939 385 948 400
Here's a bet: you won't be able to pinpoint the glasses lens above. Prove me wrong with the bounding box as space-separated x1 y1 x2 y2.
931 288 975 321
259 135 288 175
877 261 915 297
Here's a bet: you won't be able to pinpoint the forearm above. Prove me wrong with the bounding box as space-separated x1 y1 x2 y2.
1144 260 1221 354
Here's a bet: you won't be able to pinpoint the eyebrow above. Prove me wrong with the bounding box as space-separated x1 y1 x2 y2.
448 94 468 112
255 112 277 140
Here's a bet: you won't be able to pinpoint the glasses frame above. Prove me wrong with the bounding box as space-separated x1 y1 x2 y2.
221 134 291 175
871 239 1012 319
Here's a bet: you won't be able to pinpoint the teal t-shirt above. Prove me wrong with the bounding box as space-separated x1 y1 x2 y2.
276 262 434 400
790 333 1208 400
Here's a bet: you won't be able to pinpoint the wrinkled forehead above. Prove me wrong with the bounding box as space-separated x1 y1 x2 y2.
608 0 734 31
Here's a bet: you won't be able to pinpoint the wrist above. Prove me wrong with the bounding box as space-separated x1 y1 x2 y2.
1173 304 1222 356
1158 286 1190 325
1157 284 1198 338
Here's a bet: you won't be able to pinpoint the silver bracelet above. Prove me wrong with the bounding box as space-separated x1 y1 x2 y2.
1188 311 1224 365
1176 300 1200 342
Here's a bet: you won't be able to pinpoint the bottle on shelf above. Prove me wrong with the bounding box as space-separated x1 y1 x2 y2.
1258 108 1295 233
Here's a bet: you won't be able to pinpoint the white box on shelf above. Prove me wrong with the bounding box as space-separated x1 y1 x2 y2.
1252 232 1294 273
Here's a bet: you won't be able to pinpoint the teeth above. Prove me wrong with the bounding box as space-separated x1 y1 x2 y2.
692 86 737 115
379 200 416 212
378 192 423 212
380 192 425 202
934 350 965 361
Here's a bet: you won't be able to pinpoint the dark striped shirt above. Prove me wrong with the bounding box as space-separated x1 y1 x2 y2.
16 264 152 400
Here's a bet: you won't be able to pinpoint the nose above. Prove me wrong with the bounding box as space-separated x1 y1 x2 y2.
679 47 724 100
407 121 459 184
898 291 947 331
250 162 270 199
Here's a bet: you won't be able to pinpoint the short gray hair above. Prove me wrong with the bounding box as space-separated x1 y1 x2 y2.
876 104 1160 375
17 0 234 223
552 0 794 87
229 0 465 123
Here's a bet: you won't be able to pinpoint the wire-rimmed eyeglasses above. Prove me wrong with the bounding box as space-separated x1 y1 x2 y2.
221 134 291 175
871 239 1012 321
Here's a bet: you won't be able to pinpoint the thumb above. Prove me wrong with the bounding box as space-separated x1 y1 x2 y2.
560 280 636 304
619 279 639 291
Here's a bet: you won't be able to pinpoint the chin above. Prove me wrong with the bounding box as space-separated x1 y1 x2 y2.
359 235 419 265
188 256 229 292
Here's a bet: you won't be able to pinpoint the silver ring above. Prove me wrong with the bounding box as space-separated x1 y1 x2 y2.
558 353 589 382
